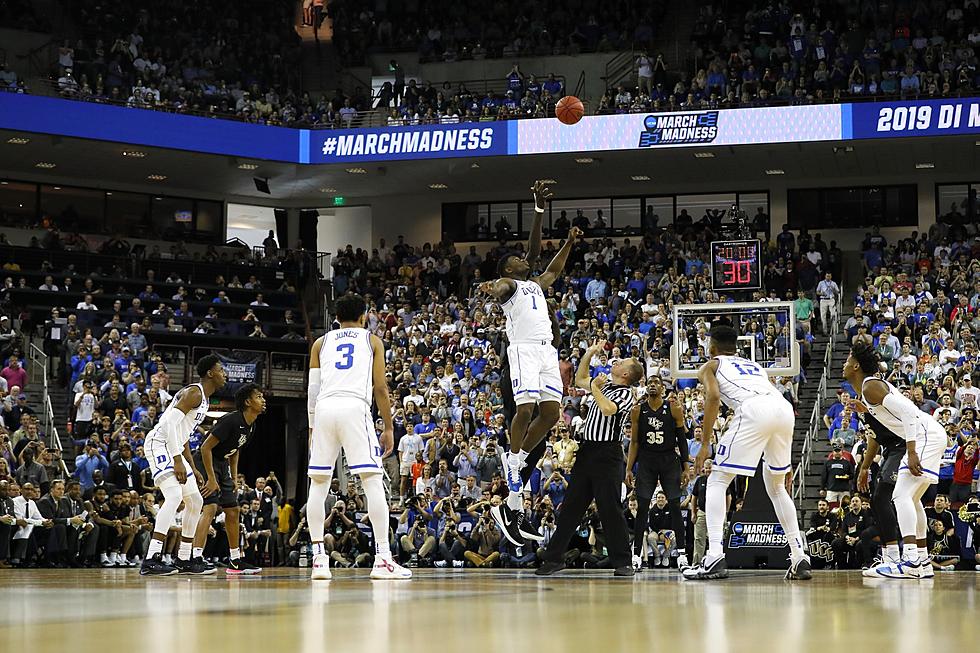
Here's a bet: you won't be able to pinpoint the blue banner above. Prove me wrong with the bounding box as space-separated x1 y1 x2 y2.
848 98 980 140
0 93 300 162
307 122 512 164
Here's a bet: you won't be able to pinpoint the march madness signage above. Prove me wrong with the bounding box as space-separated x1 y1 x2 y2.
727 521 787 548
214 351 265 398
638 111 719 147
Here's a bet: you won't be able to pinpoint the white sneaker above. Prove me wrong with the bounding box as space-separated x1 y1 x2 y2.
866 559 920 579
631 554 643 571
311 553 332 580
677 554 690 571
371 557 412 580
919 563 935 579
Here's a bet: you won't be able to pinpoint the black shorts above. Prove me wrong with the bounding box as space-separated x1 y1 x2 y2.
635 453 683 501
192 451 237 508
879 451 903 487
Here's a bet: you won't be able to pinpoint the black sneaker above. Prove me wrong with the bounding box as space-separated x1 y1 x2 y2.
614 566 636 577
785 556 812 580
173 556 216 575
140 553 178 576
681 555 729 580
226 558 262 575
490 504 526 547
534 560 566 576
516 512 544 542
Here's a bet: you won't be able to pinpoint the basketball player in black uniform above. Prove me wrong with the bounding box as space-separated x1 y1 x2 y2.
856 410 904 576
191 382 266 574
627 377 691 570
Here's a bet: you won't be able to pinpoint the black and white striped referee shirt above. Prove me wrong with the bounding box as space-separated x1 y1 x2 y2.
580 382 636 443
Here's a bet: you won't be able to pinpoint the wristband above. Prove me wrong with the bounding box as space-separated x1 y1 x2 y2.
534 206 545 214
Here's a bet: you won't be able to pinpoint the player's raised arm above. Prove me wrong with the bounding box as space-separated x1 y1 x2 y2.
371 334 394 456
535 226 582 290
526 180 553 266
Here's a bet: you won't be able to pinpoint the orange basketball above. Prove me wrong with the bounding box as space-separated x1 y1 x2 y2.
555 95 585 125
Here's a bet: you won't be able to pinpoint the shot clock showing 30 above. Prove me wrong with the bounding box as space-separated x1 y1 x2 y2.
710 239 762 292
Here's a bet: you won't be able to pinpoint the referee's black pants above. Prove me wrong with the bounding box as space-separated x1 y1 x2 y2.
542 441 631 569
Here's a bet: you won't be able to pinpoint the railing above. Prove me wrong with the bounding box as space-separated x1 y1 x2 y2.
573 70 586 100
27 342 61 451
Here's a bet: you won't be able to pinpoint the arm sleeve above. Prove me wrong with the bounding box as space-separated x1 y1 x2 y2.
307 368 321 424
155 408 185 453
880 392 921 442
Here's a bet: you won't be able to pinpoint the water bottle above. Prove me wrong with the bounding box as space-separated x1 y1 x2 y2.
299 544 310 568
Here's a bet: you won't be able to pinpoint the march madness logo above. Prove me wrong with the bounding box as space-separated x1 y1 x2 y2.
638 112 719 147
727 522 786 548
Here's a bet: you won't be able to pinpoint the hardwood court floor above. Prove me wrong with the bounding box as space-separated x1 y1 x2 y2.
1 568 978 652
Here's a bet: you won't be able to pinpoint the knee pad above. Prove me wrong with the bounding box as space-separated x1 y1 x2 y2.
182 485 203 514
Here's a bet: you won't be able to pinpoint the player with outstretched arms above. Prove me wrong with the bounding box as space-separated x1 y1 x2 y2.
140 354 227 576
306 293 410 580
845 341 944 579
682 325 811 581
479 181 582 547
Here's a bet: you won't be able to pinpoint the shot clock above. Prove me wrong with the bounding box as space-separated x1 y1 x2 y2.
709 239 762 292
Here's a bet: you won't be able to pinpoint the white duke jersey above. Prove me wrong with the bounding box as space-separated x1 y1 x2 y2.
501 279 552 345
317 327 374 406
860 377 942 443
147 382 209 451
712 355 783 411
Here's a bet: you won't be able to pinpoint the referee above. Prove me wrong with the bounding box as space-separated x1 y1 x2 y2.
536 340 644 577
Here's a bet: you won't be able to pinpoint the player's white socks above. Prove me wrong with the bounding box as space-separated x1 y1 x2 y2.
229 548 241 561
506 490 523 511
147 538 164 559
178 541 192 560
362 473 393 559
516 449 530 467
884 544 900 562
193 547 204 559
705 470 735 560
312 542 326 556
917 546 929 565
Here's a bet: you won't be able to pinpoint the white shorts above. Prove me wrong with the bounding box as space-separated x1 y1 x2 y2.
146 436 193 485
898 427 945 485
713 396 795 477
399 461 414 477
310 396 382 477
824 490 847 504
508 343 562 406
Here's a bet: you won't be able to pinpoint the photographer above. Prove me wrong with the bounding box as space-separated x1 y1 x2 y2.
399 506 436 564
331 510 371 568
463 510 501 568
476 441 503 488
435 519 468 568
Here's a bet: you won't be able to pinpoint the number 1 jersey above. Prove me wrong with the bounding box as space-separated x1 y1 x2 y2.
318 327 374 406
501 279 553 345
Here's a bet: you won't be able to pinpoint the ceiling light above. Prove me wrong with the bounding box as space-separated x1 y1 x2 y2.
631 175 651 181
146 174 167 181
122 150 147 158
6 137 30 145
694 152 715 159
320 187 337 193
53 186 61 190
0 181 7 185
238 163 259 170
539 178 557 184
345 167 367 174
470 162 480 169
106 192 113 196
429 183 448 190
154 197 163 201
35 162 56 169
765 169 785 175
574 157 594 164
914 163 934 169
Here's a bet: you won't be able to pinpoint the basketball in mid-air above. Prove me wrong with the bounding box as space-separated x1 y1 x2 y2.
555 96 585 125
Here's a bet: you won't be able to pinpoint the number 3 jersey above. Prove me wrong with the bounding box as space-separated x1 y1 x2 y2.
501 279 553 345
318 327 374 406
713 355 784 411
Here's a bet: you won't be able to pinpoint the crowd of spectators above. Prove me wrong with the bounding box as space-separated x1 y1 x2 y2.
604 0 980 114
810 216 980 570
327 0 669 66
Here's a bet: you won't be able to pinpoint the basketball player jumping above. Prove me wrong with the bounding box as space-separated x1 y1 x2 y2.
682 325 811 581
192 382 266 575
480 183 582 546
140 354 227 576
844 342 944 579
627 377 691 570
306 293 410 580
